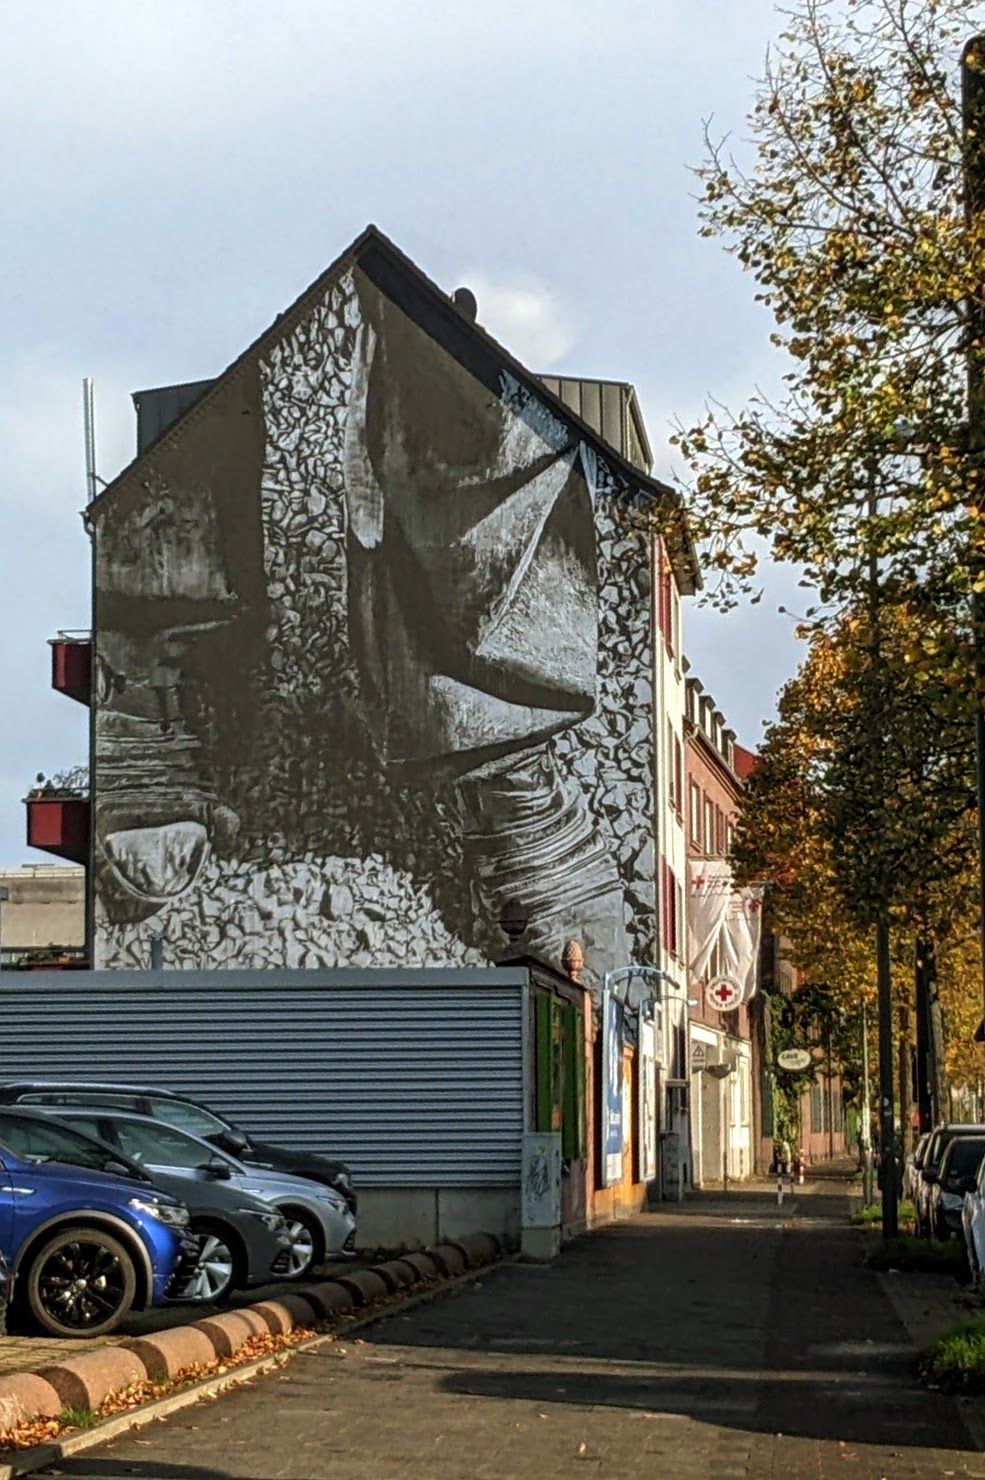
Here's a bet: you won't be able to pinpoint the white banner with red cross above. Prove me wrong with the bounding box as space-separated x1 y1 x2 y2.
687 857 763 1004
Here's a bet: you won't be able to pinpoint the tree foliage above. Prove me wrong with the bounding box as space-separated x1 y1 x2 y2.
673 0 985 617
732 606 979 1082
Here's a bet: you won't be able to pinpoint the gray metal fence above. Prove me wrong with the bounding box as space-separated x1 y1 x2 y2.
0 967 528 1187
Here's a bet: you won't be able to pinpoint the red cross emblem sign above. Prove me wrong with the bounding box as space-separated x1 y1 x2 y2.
706 976 742 1012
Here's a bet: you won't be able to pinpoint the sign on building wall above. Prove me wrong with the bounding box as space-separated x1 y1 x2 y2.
602 992 624 1186
638 1017 658 1183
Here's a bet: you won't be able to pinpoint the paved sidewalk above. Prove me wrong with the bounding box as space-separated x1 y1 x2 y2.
0 1258 366 1379
49 1178 985 1479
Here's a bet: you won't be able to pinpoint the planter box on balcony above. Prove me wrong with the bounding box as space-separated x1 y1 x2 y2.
25 795 90 864
50 636 92 705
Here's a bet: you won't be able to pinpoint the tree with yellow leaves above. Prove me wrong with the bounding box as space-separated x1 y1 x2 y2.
733 603 978 1138
674 0 984 622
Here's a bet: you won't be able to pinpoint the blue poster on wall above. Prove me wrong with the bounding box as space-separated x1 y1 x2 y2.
602 992 624 1186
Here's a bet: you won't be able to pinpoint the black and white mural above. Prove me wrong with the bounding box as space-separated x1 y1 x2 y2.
92 258 656 977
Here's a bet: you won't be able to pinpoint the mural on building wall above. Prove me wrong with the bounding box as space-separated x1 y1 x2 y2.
92 257 656 976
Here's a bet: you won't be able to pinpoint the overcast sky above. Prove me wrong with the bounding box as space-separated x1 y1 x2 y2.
0 0 808 866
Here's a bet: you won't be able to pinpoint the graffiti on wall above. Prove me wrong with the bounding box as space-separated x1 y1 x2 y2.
93 261 655 976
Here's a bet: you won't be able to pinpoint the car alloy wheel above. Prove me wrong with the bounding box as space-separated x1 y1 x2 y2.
180 1231 236 1303
283 1215 317 1278
27 1229 137 1337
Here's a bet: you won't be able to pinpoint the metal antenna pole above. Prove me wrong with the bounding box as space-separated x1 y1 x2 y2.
83 378 97 504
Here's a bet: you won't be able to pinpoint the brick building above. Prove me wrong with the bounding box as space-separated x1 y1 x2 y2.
683 669 758 1185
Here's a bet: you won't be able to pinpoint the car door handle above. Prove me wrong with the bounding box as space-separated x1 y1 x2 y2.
7 1187 36 1196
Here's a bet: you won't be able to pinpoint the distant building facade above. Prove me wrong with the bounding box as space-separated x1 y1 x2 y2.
0 864 86 968
684 672 757 1185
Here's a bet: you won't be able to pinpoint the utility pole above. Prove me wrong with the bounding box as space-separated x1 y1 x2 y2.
964 38 985 1054
867 461 898 1236
861 1002 874 1205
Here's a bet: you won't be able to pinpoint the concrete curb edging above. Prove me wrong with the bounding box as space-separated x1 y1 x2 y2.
0 1232 503 1457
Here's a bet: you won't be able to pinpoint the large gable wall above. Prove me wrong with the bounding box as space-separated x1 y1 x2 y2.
92 263 656 977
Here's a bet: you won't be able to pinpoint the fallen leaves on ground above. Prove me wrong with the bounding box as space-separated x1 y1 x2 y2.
0 1325 319 1455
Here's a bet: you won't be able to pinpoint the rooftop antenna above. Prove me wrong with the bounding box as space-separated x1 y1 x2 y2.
82 377 98 503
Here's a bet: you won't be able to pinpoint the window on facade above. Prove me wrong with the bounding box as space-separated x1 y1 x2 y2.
657 548 673 653
726 820 736 857
671 585 681 662
674 736 683 818
689 781 701 843
704 796 714 855
667 719 676 811
810 1083 824 1133
715 806 726 855
662 859 678 957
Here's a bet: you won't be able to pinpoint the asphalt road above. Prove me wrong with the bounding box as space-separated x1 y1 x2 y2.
43 1184 985 1479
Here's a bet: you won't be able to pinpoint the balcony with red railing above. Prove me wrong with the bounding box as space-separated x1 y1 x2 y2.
49 631 92 705
24 768 90 864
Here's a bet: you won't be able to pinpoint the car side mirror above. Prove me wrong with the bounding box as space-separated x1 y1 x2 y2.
201 1155 231 1181
220 1129 248 1155
105 1160 136 1179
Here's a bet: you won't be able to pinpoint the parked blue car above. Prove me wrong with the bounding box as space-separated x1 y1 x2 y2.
0 1130 199 1337
0 1247 9 1335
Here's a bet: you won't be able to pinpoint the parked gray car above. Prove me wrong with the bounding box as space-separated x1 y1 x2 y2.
0 1108 293 1304
44 1109 356 1276
916 1124 985 1236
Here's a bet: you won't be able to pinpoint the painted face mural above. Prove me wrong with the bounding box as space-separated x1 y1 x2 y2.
92 260 656 977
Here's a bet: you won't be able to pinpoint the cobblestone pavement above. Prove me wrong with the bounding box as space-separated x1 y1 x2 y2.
47 1179 985 1479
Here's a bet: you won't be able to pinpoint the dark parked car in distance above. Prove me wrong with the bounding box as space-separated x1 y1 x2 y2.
929 1135 985 1240
915 1124 985 1236
0 1108 293 1305
0 1082 356 1213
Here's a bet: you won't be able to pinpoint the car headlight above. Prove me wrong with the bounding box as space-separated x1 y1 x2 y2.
237 1207 288 1234
129 1196 190 1229
313 1188 345 1208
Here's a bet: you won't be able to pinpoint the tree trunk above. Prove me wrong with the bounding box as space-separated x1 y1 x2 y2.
898 1003 912 1162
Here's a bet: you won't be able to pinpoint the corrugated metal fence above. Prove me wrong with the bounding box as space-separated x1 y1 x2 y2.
0 968 527 1187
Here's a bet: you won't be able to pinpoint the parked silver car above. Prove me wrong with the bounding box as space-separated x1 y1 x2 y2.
43 1108 356 1277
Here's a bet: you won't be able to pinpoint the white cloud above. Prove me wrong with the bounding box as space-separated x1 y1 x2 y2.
460 274 578 370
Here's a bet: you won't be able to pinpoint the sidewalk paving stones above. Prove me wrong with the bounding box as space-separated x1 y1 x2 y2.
40 1170 985 1478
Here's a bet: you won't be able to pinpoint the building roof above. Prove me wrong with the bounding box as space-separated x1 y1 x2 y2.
85 225 700 593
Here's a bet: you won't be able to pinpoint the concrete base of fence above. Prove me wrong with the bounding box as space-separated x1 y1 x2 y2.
0 1233 503 1446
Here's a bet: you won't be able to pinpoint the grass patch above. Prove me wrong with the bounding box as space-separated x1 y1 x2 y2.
919 1317 985 1393
851 1202 884 1226
57 1405 100 1431
850 1199 916 1232
865 1235 966 1275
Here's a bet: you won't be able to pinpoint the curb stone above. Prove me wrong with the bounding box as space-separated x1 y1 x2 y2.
0 1233 503 1472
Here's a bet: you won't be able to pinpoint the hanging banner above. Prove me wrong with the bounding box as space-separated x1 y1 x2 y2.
638 1017 658 1183
602 992 624 1187
687 858 763 1002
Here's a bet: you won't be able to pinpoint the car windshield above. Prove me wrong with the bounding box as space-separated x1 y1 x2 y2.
928 1129 984 1169
111 1118 229 1171
0 1115 145 1178
943 1139 985 1180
